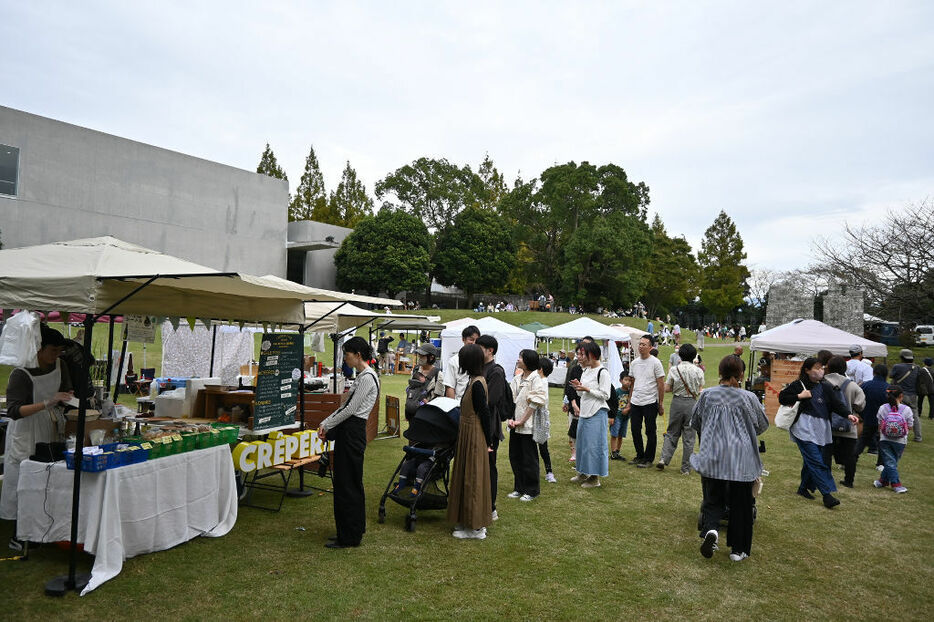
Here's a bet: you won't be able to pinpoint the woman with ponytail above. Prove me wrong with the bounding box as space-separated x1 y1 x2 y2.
778 357 857 509
318 336 380 548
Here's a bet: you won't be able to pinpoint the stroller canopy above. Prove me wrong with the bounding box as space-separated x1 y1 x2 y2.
404 405 459 445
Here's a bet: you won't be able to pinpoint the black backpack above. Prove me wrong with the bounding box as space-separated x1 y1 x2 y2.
485 363 514 422
599 368 619 415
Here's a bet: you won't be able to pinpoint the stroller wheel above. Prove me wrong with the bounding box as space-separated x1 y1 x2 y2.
405 514 416 532
377 506 386 524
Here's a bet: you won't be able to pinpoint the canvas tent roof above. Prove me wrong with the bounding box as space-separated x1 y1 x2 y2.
537 317 631 342
0 237 396 324
302 302 424 333
611 323 648 339
375 317 446 332
518 321 550 335
750 318 888 357
440 316 535 372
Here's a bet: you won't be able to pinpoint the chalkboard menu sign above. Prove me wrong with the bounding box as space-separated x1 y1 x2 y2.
253 333 303 431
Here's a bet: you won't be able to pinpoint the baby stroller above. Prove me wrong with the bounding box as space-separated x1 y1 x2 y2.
378 403 459 532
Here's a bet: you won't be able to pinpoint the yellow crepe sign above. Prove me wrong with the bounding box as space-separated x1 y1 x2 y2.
231 430 334 472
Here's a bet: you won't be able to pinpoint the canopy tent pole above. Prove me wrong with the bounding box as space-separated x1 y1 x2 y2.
45 316 94 596
112 326 129 401
287 324 314 497
209 325 218 377
104 316 116 397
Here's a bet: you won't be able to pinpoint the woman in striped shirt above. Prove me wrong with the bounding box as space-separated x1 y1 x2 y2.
318 337 380 549
691 355 768 562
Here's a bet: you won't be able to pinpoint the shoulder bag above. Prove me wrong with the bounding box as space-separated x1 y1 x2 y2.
775 380 803 430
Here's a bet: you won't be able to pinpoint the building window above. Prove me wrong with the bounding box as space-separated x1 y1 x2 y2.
0 144 19 196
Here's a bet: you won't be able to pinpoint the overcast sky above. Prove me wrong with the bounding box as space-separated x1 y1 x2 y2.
3 1 932 271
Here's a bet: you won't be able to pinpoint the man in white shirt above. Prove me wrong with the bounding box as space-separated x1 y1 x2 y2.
444 325 480 400
628 335 666 467
845 345 873 385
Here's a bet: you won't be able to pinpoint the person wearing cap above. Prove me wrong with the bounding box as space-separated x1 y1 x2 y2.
845 345 872 385
2 324 74 550
890 349 922 442
403 342 443 420
918 357 934 420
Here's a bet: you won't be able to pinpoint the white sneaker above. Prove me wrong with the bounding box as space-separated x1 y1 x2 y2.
876 465 885 472
8 537 24 553
519 494 535 502
894 486 908 494
581 476 601 488
491 510 499 521
569 473 586 483
729 552 749 562
453 527 487 540
700 529 719 558
506 490 521 499
873 480 884 488
545 472 557 483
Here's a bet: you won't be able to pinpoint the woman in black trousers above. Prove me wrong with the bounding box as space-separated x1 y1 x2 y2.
318 337 380 549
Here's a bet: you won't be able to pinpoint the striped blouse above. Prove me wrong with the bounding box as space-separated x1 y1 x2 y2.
320 368 380 432
689 385 769 482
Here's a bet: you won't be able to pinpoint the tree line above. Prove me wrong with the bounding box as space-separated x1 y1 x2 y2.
257 145 750 318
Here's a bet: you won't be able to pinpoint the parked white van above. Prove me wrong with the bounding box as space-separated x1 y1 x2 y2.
916 324 934 346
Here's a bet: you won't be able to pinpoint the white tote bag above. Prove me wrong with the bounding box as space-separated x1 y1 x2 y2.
775 380 803 430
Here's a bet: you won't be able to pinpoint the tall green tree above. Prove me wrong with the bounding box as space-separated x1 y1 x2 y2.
289 145 327 222
498 161 651 301
256 143 288 181
334 208 431 298
375 157 480 231
558 211 652 309
698 210 751 319
472 154 508 210
328 161 374 227
643 214 699 316
433 207 516 307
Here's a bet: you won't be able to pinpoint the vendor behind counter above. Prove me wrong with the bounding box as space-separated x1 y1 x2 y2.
1 324 74 542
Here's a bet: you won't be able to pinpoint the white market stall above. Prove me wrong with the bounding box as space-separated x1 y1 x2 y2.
440 316 536 374
750 318 888 422
537 317 631 387
750 318 888 357
0 236 398 596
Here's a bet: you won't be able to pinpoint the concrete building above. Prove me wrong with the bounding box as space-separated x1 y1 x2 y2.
0 105 288 277
765 281 815 328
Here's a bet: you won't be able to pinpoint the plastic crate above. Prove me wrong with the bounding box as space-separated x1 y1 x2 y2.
65 451 117 472
179 433 199 453
211 424 240 444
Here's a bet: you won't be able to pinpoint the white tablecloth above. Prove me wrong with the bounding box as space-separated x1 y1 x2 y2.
17 444 238 595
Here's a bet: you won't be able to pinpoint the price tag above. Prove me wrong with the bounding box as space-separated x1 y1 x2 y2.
141 442 153 450
172 434 183 442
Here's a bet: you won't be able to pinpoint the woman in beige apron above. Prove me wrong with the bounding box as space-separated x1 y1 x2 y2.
1 326 72 541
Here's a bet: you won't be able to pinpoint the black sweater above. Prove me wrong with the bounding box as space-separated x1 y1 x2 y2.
469 380 494 447
778 378 850 420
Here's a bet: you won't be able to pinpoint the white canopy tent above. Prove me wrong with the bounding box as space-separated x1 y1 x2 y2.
537 317 629 388
611 323 649 339
538 317 631 342
0 236 399 595
440 316 535 373
750 318 888 358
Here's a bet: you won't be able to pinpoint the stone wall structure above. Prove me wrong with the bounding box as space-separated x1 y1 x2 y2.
765 281 814 328
822 283 864 335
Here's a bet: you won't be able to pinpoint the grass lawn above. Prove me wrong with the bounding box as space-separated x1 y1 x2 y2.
1 317 933 620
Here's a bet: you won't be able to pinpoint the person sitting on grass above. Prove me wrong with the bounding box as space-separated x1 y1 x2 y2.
609 372 632 461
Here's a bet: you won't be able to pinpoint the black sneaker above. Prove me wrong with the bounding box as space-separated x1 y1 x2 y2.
610 451 622 461
636 461 650 468
700 529 719 558
839 480 854 488
628 458 643 465
823 494 840 509
796 489 815 500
